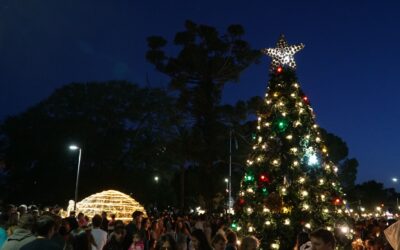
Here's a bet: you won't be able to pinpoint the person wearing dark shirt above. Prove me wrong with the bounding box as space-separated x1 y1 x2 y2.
21 215 62 250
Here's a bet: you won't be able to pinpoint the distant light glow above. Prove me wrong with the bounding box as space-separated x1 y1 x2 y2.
69 145 79 150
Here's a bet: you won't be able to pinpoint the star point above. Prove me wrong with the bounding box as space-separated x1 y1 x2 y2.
262 35 305 71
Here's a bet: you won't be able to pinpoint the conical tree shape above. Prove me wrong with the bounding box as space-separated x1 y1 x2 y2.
233 36 351 250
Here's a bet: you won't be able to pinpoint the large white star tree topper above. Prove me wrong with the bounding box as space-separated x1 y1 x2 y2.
262 34 305 71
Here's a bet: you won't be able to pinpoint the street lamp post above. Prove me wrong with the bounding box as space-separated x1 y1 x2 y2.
224 178 229 194
228 129 233 210
392 177 399 208
154 175 160 209
69 145 82 211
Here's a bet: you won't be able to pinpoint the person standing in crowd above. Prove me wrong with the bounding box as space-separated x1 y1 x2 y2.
125 211 144 249
50 214 65 249
103 221 126 250
211 233 226 250
20 215 61 250
239 236 259 250
77 212 88 228
91 214 107 250
309 228 336 250
0 214 8 249
190 229 212 250
101 212 109 232
174 219 190 250
141 218 152 250
2 214 36 250
225 230 238 250
155 234 177 250
294 232 311 250
108 214 116 234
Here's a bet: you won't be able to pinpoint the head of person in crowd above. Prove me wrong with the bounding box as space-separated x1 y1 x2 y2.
7 211 19 228
0 213 8 229
141 217 151 231
66 216 79 231
365 238 384 250
174 219 185 233
6 204 17 216
310 228 336 250
36 215 56 239
212 233 227 250
92 214 102 229
28 205 39 217
156 234 177 250
191 229 212 250
73 226 97 250
226 229 238 247
132 211 144 226
239 236 259 250
18 205 27 216
59 218 72 236
18 214 35 231
295 232 311 250
113 220 126 242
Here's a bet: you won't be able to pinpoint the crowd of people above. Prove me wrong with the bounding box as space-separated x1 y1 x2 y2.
0 203 399 250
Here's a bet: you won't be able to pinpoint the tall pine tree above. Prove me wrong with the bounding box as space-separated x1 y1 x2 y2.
233 35 351 249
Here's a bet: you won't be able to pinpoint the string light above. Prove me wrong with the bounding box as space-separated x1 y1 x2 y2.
271 243 280 249
301 190 308 197
246 188 254 193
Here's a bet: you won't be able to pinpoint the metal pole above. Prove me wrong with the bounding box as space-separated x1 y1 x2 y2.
74 148 82 211
229 129 232 210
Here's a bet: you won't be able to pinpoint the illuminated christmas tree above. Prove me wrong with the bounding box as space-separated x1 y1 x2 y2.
233 35 351 249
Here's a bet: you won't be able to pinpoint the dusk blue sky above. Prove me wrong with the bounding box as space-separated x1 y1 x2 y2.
1 0 399 189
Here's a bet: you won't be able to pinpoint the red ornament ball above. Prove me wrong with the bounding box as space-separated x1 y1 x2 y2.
333 198 342 205
259 173 270 183
276 66 283 73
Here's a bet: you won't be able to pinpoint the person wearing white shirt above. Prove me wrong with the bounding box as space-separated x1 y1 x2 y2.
91 214 108 250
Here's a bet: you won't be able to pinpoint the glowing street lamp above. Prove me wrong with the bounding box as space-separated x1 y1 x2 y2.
69 145 82 211
154 176 159 183
392 177 399 208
